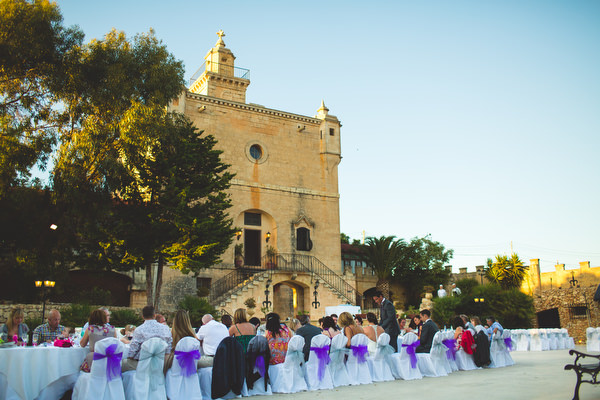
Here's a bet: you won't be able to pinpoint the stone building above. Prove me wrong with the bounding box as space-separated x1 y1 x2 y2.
139 31 366 319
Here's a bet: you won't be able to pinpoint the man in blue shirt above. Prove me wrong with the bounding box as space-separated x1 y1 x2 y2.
485 316 503 339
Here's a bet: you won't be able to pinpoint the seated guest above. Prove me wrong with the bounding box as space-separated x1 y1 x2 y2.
229 308 256 353
486 316 503 339
122 305 172 372
221 314 233 329
80 309 117 372
354 315 363 326
415 309 438 353
338 311 364 348
295 314 322 361
452 316 465 346
288 317 301 334
405 315 422 337
398 318 406 334
164 309 200 372
33 309 65 344
82 307 111 332
363 312 385 356
156 314 167 325
197 314 229 367
461 314 476 334
471 316 486 334
321 316 340 339
265 313 291 364
120 324 136 344
0 307 29 343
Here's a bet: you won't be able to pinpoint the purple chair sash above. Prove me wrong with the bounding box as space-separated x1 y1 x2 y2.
442 339 457 360
402 340 420 369
310 345 331 381
93 343 123 381
503 337 514 351
175 349 201 377
254 355 266 377
351 344 368 364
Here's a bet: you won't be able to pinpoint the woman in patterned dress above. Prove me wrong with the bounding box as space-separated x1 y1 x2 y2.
80 309 116 372
264 313 291 364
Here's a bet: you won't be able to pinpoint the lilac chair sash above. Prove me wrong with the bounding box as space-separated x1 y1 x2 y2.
351 344 368 364
310 345 331 381
402 340 420 369
503 337 514 351
93 343 123 381
175 349 201 377
442 339 457 360
254 355 266 377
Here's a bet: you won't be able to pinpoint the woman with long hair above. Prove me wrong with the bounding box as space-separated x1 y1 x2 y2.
164 310 200 372
0 308 28 342
265 313 291 364
338 311 364 348
80 309 116 372
321 316 340 339
229 308 256 353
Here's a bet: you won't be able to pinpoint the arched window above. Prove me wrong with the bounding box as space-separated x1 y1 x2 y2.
296 227 313 251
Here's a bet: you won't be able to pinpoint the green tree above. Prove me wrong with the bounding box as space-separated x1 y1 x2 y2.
340 233 350 244
359 236 407 299
0 0 83 195
486 253 528 289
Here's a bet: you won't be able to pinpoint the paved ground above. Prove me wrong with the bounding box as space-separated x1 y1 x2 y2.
269 346 599 400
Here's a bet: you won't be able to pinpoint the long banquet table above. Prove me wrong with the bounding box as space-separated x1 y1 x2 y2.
0 345 87 400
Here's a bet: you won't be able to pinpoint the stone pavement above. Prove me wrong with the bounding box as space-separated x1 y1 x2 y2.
269 346 599 400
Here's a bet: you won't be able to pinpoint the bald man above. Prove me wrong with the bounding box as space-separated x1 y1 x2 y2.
196 314 229 367
33 309 65 344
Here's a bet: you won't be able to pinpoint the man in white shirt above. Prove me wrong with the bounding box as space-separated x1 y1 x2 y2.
451 283 462 296
122 305 172 371
196 314 229 367
437 284 447 298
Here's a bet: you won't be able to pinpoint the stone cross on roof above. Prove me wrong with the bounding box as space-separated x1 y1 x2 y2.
216 30 226 47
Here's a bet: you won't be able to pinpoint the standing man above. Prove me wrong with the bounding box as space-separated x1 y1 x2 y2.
451 283 462 296
295 314 322 361
437 285 447 298
373 290 400 352
415 309 438 353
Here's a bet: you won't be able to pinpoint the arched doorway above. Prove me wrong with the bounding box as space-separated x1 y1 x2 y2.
273 281 306 320
236 209 277 267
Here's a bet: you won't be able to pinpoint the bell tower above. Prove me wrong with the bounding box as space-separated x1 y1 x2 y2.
189 30 250 103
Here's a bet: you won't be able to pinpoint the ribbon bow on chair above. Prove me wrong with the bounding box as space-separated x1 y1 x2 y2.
402 340 420 369
93 343 123 381
175 349 201 377
375 344 395 361
442 339 457 360
139 346 167 390
310 345 331 381
503 337 514 351
254 355 266 377
351 344 368 364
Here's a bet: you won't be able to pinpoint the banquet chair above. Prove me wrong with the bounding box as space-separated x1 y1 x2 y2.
304 334 334 390
516 329 530 352
586 327 600 352
423 331 449 377
455 330 478 371
529 329 542 351
565 329 575 349
269 335 307 393
346 333 373 385
165 337 202 400
367 332 395 382
328 333 350 387
245 335 272 396
205 337 245 400
548 328 558 350
489 330 506 368
389 332 422 380
123 337 168 400
555 328 566 350
501 330 514 366
540 329 550 351
443 331 459 372
72 337 126 400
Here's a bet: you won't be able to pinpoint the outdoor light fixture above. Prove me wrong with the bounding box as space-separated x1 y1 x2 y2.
569 271 579 288
263 278 272 310
235 230 243 240
35 280 56 324
50 224 58 230
474 297 484 303
265 232 271 243
312 279 320 309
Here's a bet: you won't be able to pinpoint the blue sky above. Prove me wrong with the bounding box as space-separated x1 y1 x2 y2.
55 0 600 273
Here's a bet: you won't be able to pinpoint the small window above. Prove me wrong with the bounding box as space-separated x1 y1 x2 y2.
249 145 262 160
569 305 588 319
329 128 335 136
344 259 351 266
244 212 261 226
296 227 313 251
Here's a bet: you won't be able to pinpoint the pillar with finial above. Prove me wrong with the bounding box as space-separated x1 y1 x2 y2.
316 100 341 160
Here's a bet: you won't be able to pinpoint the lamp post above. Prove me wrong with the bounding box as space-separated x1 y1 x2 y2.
312 279 320 309
262 278 272 311
35 280 55 325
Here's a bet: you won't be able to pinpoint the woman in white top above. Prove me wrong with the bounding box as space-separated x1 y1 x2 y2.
363 312 385 356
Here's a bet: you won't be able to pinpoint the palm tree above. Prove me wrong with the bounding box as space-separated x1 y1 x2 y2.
359 236 406 299
486 253 528 289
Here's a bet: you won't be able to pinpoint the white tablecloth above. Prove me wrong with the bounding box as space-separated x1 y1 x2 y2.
0 346 87 400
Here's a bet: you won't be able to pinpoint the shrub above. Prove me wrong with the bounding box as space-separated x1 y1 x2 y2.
178 295 217 328
432 296 461 327
454 278 479 296
110 308 143 327
60 303 93 328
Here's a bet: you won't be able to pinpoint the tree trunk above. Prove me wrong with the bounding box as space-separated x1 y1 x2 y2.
376 278 390 300
154 255 164 311
145 263 153 307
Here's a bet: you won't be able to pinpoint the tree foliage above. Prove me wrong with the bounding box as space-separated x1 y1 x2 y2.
486 253 528 289
359 236 407 298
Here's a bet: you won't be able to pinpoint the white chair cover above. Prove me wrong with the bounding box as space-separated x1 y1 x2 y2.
501 330 514 367
367 332 395 382
123 337 168 400
586 327 600 352
555 328 565 350
245 335 272 397
423 331 448 377
165 337 201 400
328 334 350 387
548 329 558 350
529 329 542 351
565 328 575 349
198 367 212 400
72 337 125 400
303 334 334 390
269 335 307 393
489 331 506 368
346 333 373 385
389 332 422 380
516 329 530 351
443 331 459 372
540 329 550 351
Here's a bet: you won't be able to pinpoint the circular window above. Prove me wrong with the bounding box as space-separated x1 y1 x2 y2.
249 145 262 160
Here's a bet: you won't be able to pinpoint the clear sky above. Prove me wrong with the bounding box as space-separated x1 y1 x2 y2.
55 0 600 273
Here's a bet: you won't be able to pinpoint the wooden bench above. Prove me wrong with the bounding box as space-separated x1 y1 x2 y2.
564 349 600 400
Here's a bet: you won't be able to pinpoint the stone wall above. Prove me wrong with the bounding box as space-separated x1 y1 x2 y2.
533 286 599 343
